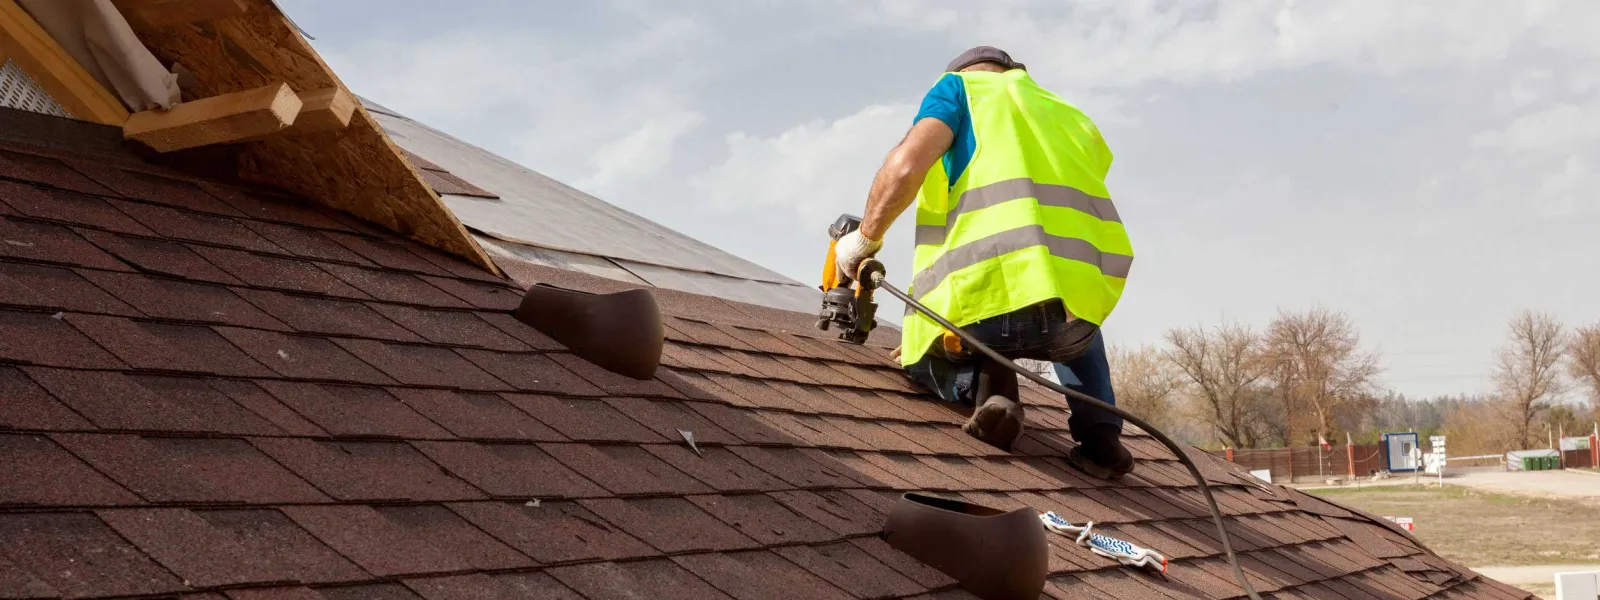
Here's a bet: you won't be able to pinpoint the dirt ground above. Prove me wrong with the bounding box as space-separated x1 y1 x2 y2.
1309 485 1600 599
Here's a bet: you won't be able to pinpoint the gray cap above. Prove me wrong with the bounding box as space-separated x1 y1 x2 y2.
945 46 1026 73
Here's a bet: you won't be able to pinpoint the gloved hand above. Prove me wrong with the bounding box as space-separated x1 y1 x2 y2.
833 230 883 284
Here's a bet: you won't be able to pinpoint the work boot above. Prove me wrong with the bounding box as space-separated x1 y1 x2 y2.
1066 423 1135 480
963 395 1025 451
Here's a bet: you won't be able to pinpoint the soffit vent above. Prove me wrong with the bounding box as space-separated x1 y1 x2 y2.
0 58 73 119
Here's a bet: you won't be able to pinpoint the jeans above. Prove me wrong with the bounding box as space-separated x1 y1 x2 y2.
904 299 1122 434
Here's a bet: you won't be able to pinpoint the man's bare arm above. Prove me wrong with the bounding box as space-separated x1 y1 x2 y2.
860 117 955 240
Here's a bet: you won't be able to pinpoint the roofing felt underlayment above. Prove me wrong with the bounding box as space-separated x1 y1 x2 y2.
0 106 1535 599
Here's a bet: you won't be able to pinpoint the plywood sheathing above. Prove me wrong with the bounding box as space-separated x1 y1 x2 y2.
111 0 248 29
123 0 500 274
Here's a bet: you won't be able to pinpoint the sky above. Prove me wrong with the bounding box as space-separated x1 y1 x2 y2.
279 0 1600 400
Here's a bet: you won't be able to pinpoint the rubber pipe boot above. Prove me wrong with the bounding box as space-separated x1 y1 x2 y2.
882 493 1047 600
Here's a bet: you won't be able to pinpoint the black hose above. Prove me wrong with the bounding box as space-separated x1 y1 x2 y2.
871 272 1263 600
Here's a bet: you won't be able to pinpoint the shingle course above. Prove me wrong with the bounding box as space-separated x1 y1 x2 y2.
0 124 1519 600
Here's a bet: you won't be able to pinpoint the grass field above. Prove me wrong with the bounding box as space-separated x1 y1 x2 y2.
1308 484 1600 567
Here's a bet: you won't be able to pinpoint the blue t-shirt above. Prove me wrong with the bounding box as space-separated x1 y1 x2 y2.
912 73 977 187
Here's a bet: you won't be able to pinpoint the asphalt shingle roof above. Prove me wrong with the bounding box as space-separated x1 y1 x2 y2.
0 108 1534 600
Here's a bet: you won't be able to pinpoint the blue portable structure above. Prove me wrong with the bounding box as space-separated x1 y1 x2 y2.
1381 432 1421 473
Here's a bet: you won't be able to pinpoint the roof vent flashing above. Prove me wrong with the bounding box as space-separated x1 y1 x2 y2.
882 492 1048 600
513 283 663 380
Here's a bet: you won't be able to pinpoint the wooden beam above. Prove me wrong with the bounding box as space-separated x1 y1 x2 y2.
123 81 301 152
272 86 354 137
0 0 130 125
110 0 247 28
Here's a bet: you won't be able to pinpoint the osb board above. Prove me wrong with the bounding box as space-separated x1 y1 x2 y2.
124 0 500 275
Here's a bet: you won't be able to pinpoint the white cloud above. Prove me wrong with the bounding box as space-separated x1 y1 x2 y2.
1472 103 1600 150
692 103 917 230
828 1 1597 91
578 111 706 193
318 18 705 187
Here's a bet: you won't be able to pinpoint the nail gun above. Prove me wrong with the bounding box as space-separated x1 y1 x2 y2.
815 214 885 345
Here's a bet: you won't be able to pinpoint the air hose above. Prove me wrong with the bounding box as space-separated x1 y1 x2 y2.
868 269 1263 600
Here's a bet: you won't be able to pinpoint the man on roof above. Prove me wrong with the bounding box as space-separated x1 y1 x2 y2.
836 46 1136 479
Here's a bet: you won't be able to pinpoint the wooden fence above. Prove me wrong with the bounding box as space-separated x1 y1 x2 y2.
1563 449 1596 469
1210 444 1386 483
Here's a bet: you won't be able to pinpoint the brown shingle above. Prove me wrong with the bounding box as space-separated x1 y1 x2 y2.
413 441 604 499
319 263 469 307
453 349 599 394
0 366 93 430
541 443 709 496
194 509 369 585
769 490 887 537
673 550 853 600
505 395 666 443
582 497 759 553
26 369 279 434
552 352 686 398
689 493 839 546
0 261 139 315
58 433 328 503
646 445 788 493
282 505 481 577
0 512 185 597
255 381 449 438
206 379 328 436
0 308 126 368
79 269 283 327
216 327 394 383
99 508 293 588
732 446 859 489
448 500 656 563
0 434 140 505
1 150 115 194
68 315 273 376
326 233 453 276
419 275 520 310
233 288 420 340
604 397 741 445
393 389 565 441
331 338 502 388
367 304 529 350
251 438 482 502
549 559 735 600
113 201 284 253
240 219 371 264
77 228 240 282
775 542 927 598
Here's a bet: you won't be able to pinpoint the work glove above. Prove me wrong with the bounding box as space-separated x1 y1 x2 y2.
833 230 883 284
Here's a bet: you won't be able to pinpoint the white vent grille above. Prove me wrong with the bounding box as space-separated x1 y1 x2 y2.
0 58 74 118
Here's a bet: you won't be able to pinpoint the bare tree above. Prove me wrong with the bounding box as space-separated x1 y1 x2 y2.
1492 310 1568 448
1107 344 1186 432
1165 323 1270 448
1264 308 1383 447
1568 323 1600 415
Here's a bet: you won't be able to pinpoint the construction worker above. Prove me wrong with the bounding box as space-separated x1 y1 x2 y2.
835 46 1135 479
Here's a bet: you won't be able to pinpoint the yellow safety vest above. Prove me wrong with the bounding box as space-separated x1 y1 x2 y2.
901 69 1133 367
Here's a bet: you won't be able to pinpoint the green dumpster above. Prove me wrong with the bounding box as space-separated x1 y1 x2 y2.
1549 455 1562 470
1522 456 1537 471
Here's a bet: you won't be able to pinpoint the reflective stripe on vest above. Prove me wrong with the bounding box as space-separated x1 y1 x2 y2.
914 177 1122 247
909 223 1133 298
